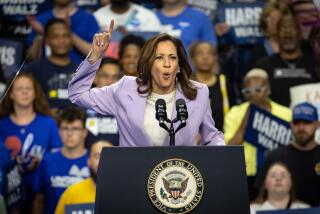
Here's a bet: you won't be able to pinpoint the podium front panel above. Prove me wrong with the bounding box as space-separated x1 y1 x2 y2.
95 146 250 214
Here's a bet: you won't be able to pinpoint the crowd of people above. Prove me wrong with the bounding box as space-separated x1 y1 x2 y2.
0 0 320 213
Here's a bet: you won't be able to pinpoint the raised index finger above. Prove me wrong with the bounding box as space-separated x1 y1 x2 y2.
108 19 114 34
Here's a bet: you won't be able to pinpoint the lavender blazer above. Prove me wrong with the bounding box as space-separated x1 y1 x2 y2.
68 59 225 147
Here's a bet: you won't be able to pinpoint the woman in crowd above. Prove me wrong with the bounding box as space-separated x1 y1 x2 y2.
250 162 309 214
68 20 224 146
251 1 289 65
0 73 61 211
190 42 235 131
119 34 145 77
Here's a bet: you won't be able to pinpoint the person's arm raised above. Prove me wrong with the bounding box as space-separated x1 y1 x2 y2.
88 19 114 63
68 20 120 116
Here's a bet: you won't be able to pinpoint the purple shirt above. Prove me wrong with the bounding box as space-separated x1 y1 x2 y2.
68 59 225 146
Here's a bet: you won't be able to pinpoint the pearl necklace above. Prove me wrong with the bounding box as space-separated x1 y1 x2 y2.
147 90 176 104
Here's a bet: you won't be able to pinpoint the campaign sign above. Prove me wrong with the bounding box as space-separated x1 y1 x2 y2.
0 0 53 38
86 109 119 147
257 207 320 214
244 105 292 151
4 162 25 212
217 1 264 45
65 203 95 214
0 38 24 80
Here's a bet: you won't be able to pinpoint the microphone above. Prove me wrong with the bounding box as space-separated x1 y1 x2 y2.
176 99 188 124
155 99 168 124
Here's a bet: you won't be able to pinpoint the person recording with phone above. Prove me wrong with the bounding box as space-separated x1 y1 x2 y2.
68 20 224 147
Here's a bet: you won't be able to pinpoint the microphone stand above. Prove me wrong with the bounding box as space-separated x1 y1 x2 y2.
160 119 186 146
169 122 175 146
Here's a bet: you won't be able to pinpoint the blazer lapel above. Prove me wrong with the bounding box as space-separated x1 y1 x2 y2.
126 88 150 145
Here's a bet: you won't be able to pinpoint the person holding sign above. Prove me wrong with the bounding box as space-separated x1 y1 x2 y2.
250 162 309 214
68 20 225 147
262 102 320 207
223 68 291 200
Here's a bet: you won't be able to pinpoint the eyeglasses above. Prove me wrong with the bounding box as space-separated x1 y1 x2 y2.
60 127 84 133
241 85 266 95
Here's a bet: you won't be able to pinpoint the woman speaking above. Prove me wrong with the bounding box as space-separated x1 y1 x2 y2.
68 20 224 147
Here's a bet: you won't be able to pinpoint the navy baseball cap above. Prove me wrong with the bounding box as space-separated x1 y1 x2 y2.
292 102 319 122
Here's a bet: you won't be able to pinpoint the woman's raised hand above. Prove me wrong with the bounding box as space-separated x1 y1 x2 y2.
90 19 114 62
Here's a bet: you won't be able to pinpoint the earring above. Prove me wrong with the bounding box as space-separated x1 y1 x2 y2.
177 69 180 73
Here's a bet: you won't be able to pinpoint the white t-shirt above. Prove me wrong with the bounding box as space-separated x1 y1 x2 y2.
250 201 310 214
143 91 176 146
94 3 161 32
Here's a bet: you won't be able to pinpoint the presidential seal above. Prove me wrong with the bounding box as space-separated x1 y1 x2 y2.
147 158 204 214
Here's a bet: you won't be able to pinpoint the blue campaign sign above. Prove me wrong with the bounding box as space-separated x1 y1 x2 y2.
257 207 320 214
65 203 95 214
244 105 292 151
217 1 265 45
0 38 24 80
0 0 53 38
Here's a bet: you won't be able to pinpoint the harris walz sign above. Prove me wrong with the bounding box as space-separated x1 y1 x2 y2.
244 104 292 151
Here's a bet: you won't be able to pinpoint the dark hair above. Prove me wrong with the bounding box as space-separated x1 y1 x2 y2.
189 41 217 59
0 73 51 117
277 13 301 38
136 33 197 100
100 57 120 68
58 106 87 127
119 34 145 59
44 18 70 38
259 1 290 35
254 161 297 204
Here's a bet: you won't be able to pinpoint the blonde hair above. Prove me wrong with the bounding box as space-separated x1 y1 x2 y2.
244 68 269 81
259 1 290 35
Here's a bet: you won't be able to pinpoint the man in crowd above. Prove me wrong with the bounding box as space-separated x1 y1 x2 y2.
32 107 89 214
255 13 319 107
27 0 99 63
261 102 320 206
25 18 78 109
93 58 121 88
157 0 217 49
86 58 121 146
55 140 113 213
94 0 161 32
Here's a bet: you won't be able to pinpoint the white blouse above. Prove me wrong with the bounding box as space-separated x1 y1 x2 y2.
143 91 176 146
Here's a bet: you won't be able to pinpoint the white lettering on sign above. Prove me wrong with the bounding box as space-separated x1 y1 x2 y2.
252 111 292 148
225 6 262 38
0 46 15 66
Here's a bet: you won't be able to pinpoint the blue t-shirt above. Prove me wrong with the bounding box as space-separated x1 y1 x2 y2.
0 142 11 194
0 113 62 187
24 57 78 108
156 6 217 49
28 9 99 63
33 150 89 214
